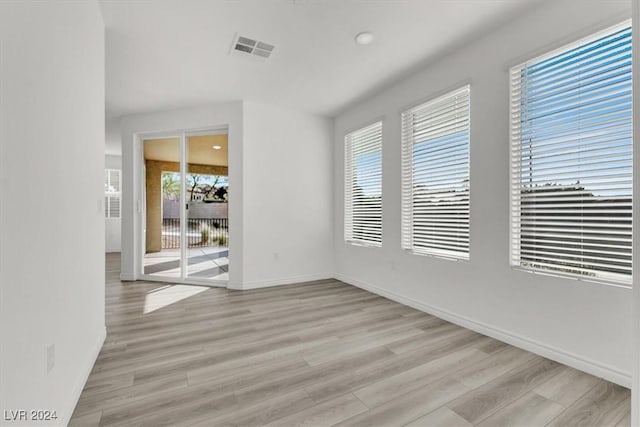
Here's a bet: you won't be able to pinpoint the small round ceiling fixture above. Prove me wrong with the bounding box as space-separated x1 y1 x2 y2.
212 145 222 150
355 32 375 46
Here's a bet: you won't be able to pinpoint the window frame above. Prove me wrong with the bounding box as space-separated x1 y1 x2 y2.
400 84 471 261
344 120 384 248
105 168 122 219
508 21 633 286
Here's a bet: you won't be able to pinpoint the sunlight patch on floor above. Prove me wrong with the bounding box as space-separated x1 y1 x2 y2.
143 284 208 314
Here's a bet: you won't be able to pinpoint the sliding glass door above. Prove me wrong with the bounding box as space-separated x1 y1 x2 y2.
141 129 229 285
143 136 182 280
185 133 229 281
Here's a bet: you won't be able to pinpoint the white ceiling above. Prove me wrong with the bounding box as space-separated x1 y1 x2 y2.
100 0 544 120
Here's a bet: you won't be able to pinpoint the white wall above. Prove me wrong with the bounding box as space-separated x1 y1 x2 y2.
242 102 333 287
119 101 334 289
106 154 122 253
0 2 105 426
106 118 122 156
333 0 632 386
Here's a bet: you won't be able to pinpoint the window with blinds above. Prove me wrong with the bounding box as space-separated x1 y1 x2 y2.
344 121 383 246
510 24 632 284
105 169 121 219
401 86 470 259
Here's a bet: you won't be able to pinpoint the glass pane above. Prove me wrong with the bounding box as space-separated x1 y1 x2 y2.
111 170 121 192
186 133 229 281
109 196 121 219
143 137 182 279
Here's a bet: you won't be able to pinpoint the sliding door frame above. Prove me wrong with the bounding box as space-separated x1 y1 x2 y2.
136 125 229 288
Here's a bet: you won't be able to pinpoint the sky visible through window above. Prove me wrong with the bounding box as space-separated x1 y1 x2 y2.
412 131 469 193
519 26 632 198
354 133 469 196
355 132 469 206
354 151 382 196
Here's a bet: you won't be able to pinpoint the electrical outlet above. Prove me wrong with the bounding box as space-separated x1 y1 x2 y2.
47 345 55 373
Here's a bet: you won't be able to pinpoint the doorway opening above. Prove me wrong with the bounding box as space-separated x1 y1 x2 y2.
140 129 229 285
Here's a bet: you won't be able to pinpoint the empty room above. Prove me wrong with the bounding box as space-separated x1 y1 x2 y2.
1 0 640 426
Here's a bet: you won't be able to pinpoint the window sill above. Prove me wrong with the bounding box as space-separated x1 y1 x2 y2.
510 265 631 289
404 248 469 263
345 240 381 249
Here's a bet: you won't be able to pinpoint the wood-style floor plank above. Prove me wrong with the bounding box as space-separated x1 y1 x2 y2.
449 358 564 424
546 381 631 427
404 406 473 427
68 254 630 426
476 391 565 427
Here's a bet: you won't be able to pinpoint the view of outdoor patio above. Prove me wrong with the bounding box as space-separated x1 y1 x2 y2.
143 216 229 280
142 133 229 282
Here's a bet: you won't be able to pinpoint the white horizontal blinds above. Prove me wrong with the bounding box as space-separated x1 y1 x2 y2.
401 86 470 259
108 196 121 218
110 169 120 192
510 24 632 283
104 169 121 192
344 121 383 246
105 169 121 219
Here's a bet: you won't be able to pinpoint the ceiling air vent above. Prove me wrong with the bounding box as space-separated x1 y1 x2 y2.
232 35 275 59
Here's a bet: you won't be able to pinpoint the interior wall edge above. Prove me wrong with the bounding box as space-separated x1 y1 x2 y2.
64 327 106 426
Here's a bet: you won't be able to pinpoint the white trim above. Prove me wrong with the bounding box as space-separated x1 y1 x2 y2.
179 132 187 282
344 120 383 247
135 125 230 286
335 273 631 388
236 273 334 290
504 15 632 71
120 272 136 281
185 127 228 137
511 266 633 290
136 274 228 288
510 19 631 71
631 0 639 424
61 326 106 427
104 169 121 219
400 84 471 260
508 22 633 286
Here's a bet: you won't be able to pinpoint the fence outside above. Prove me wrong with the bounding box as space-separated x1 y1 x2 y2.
163 199 228 219
162 218 229 249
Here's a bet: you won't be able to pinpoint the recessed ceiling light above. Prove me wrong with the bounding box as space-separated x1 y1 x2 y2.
212 145 222 150
355 32 375 46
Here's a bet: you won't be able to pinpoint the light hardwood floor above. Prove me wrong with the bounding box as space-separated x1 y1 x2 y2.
69 253 630 426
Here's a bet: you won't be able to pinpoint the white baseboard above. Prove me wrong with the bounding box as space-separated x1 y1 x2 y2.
335 273 631 388
60 325 106 426
235 273 333 290
227 281 243 290
120 272 135 281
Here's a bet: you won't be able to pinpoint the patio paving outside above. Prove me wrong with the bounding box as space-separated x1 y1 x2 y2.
143 246 228 281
